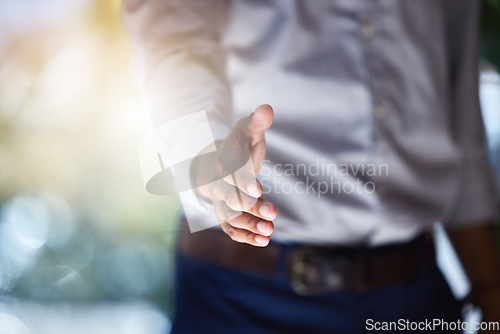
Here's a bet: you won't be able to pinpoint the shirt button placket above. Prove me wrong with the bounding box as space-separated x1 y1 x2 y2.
362 3 386 204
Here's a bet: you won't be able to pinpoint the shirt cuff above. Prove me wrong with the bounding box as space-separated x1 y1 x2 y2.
446 154 499 229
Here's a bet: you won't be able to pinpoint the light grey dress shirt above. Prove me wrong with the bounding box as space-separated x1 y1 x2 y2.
124 0 498 246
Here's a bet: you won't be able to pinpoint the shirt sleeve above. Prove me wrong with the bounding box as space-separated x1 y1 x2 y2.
445 0 498 228
122 0 233 195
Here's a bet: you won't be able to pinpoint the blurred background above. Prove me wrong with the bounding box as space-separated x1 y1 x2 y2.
0 0 180 333
0 0 498 333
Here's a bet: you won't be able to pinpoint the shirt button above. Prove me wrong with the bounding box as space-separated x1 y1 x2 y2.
362 23 375 38
376 186 386 197
374 105 385 119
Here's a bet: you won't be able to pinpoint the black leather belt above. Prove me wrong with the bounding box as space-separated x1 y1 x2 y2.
177 224 436 295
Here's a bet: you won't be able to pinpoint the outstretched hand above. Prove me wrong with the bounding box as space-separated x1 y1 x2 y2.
191 105 277 246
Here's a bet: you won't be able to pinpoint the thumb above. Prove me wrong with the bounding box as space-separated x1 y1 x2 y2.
245 104 274 145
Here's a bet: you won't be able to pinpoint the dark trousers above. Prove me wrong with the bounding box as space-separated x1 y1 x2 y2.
170 243 463 334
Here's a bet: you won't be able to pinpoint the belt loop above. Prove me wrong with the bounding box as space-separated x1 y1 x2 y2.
354 243 369 294
416 232 435 275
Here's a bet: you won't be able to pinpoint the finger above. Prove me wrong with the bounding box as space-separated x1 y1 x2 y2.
225 212 274 236
247 104 274 144
211 182 257 213
245 197 277 221
223 168 262 198
220 222 270 247
234 104 274 146
212 184 276 220
213 199 242 223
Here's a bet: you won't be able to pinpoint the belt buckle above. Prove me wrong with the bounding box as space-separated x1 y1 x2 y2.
290 246 346 295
